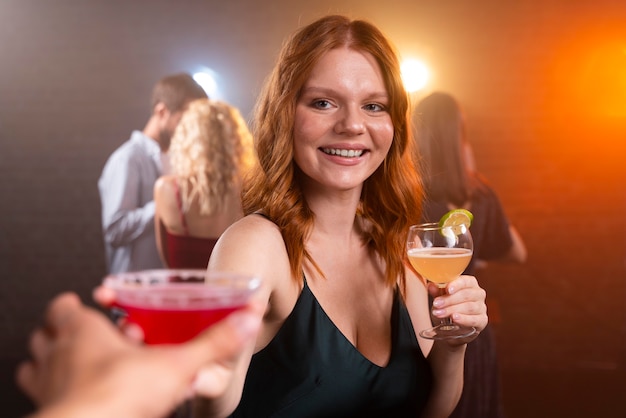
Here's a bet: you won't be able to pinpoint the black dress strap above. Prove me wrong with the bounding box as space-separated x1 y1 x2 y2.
253 211 272 221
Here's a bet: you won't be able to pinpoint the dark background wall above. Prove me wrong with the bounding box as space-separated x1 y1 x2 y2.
1 1 625 416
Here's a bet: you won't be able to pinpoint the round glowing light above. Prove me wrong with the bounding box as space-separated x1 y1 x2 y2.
193 71 218 97
401 59 430 93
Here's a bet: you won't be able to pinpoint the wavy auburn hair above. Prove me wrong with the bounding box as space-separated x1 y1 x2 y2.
243 15 423 288
170 99 254 214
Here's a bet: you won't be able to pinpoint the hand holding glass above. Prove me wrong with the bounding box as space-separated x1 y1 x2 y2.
407 223 476 340
103 269 261 344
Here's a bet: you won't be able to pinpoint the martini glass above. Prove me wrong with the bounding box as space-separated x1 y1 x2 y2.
102 269 261 344
406 223 476 340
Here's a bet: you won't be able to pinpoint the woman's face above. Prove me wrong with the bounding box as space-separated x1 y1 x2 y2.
293 47 394 193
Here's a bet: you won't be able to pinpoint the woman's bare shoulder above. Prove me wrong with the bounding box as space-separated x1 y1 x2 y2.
153 175 176 197
208 214 289 276
222 214 283 242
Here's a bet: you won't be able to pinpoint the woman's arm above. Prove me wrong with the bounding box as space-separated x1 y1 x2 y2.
504 225 527 263
155 217 170 267
478 225 527 268
425 276 487 417
193 215 290 417
406 273 488 417
153 177 172 267
421 341 466 418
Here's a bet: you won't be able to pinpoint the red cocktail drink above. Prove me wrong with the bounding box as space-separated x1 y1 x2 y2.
103 269 260 345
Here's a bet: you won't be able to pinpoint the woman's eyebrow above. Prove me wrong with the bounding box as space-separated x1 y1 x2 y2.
300 85 389 101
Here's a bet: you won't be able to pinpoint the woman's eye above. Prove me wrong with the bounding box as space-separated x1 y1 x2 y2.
364 103 386 112
312 99 331 109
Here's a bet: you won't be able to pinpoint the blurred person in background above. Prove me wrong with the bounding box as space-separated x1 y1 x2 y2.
153 99 254 269
98 73 207 274
415 91 527 418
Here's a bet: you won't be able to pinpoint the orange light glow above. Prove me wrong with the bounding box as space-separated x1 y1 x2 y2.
551 35 626 120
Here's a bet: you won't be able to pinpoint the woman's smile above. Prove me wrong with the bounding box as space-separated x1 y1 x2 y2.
293 47 393 190
320 147 366 158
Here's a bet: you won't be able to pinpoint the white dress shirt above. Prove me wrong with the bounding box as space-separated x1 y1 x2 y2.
98 130 166 273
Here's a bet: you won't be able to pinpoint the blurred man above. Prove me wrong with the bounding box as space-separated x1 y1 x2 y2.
98 73 207 273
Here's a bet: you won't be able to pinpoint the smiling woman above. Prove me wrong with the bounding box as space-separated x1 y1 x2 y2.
4 2 626 417
192 14 488 418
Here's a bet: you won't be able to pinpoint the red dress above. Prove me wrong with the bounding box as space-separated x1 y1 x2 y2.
165 231 217 269
163 182 218 269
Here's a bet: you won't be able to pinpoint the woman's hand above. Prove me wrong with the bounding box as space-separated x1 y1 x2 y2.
428 275 488 346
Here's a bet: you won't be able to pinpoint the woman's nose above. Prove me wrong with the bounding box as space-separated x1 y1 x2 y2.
334 106 366 135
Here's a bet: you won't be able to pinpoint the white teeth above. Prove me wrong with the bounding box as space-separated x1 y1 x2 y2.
322 148 364 157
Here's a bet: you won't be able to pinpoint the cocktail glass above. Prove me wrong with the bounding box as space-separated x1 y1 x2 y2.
406 223 476 340
102 269 261 345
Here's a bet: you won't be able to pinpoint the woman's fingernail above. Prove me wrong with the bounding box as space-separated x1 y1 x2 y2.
448 286 455 294
227 311 260 338
432 309 445 317
432 298 443 308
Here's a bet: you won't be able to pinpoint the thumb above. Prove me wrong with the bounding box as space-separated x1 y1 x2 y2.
171 300 263 377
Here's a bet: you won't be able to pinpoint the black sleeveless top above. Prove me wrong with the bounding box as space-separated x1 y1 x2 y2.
229 277 432 417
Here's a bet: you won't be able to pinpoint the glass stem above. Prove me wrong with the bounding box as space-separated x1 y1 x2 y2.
437 284 453 327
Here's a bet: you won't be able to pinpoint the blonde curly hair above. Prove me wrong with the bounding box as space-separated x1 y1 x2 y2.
169 98 254 215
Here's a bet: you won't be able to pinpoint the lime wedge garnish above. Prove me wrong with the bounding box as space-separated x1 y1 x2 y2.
439 209 473 236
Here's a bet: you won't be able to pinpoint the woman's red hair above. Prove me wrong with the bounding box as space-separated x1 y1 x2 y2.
243 15 423 288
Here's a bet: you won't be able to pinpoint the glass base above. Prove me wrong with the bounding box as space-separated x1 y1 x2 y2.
419 324 477 340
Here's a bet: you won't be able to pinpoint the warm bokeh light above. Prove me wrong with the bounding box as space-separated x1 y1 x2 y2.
401 58 430 93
